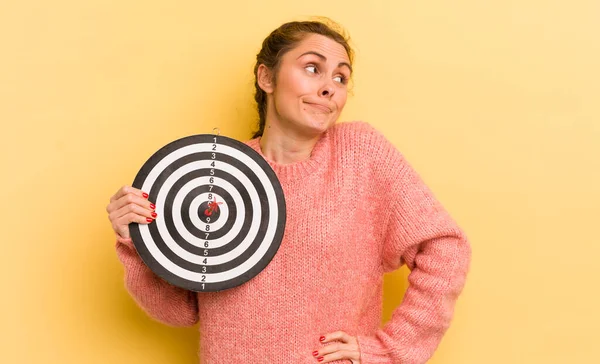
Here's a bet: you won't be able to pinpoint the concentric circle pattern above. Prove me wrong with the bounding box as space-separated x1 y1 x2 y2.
130 134 286 292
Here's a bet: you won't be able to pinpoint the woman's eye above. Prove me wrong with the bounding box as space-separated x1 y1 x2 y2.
305 65 317 73
334 75 347 84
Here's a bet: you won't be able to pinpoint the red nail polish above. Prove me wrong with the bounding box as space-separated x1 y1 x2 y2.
318 357 323 362
312 351 319 357
150 203 156 209
142 192 149 198
151 212 157 218
319 336 325 342
146 217 153 222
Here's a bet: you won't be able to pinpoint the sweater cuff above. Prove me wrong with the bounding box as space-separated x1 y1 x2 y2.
357 335 394 364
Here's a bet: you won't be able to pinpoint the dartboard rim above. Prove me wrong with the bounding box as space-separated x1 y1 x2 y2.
129 133 286 292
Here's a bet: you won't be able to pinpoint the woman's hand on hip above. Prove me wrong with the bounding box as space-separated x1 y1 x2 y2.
313 331 361 363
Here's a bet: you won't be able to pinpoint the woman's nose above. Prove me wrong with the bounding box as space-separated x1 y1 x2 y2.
319 83 335 98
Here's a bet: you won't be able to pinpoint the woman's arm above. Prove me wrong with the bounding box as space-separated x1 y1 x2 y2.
357 123 472 363
116 238 199 327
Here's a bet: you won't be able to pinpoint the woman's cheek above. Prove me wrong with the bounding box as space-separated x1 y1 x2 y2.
296 76 317 94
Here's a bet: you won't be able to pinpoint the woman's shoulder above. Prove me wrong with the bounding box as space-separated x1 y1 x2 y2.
329 120 401 155
329 121 409 188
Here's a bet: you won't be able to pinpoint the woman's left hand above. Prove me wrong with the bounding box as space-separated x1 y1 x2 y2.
312 331 361 363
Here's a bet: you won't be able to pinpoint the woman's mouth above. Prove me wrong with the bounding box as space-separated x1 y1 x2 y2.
304 102 332 113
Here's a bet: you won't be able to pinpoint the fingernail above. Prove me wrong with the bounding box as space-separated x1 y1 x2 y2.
146 217 153 222
142 192 149 198
319 336 325 342
317 357 323 362
150 203 156 209
151 212 157 218
312 351 319 357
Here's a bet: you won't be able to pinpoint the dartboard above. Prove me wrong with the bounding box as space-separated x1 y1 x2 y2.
129 133 286 292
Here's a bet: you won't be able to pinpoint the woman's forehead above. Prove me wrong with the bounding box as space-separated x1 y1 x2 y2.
290 34 350 64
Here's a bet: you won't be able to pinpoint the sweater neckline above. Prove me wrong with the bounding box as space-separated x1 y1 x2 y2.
245 130 331 185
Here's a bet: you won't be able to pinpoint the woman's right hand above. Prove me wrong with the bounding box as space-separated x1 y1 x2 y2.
106 185 157 241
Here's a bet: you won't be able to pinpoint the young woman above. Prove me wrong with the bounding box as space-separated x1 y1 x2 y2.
106 20 471 364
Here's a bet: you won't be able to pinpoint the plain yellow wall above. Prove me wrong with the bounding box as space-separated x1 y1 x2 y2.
2 1 599 363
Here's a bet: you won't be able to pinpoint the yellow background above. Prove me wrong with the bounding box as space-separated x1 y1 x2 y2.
1 1 599 363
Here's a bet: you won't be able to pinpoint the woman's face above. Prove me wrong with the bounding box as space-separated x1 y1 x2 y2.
266 34 352 137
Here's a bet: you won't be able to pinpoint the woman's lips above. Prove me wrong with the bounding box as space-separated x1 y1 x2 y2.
304 102 331 113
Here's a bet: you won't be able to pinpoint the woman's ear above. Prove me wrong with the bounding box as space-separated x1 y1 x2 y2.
257 64 274 94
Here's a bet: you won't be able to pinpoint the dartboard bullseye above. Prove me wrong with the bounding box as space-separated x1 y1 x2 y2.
129 134 286 292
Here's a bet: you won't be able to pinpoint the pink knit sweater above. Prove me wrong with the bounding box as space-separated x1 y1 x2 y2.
115 121 471 363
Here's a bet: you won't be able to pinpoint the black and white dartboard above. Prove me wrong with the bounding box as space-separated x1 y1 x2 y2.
129 132 286 292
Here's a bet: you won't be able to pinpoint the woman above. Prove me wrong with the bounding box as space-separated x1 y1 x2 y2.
106 20 471 364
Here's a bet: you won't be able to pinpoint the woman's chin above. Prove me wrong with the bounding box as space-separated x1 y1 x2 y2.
306 115 336 134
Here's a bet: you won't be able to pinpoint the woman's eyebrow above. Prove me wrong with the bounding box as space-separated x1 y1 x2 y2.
297 51 353 73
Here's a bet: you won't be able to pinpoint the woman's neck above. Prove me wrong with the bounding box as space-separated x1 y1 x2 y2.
258 121 321 165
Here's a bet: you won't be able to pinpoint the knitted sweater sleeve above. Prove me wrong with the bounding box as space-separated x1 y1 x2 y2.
115 239 199 327
354 123 472 363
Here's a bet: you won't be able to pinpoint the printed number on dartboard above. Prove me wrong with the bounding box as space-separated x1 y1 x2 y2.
200 137 218 291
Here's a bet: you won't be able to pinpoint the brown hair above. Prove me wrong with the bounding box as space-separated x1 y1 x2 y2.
252 19 354 138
